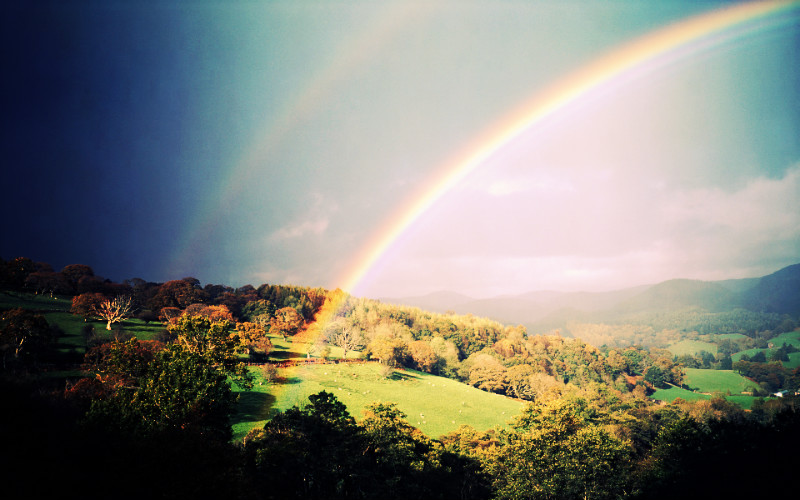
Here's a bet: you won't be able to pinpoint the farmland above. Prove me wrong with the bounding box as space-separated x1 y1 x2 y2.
233 361 524 441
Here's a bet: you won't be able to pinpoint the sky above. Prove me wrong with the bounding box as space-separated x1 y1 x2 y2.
2 0 799 299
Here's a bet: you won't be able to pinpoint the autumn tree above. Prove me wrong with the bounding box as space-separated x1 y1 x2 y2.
2 257 37 290
270 306 304 340
242 391 367 498
464 352 508 394
158 306 182 323
184 303 235 322
71 292 107 320
166 313 253 388
84 343 237 440
367 333 409 367
506 363 536 400
0 308 53 370
25 271 68 297
488 398 631 500
323 317 364 359
237 321 272 359
60 264 95 293
408 339 440 373
95 296 134 330
147 278 207 311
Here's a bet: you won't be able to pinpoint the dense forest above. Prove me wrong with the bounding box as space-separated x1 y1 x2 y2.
2 255 799 499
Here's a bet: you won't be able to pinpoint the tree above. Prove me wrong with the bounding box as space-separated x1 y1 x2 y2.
367 333 408 367
243 391 366 499
466 353 508 394
166 314 253 388
644 365 666 388
147 279 207 311
95 296 134 330
408 339 440 373
25 271 68 297
60 264 95 293
237 321 272 359
324 318 363 359
71 292 107 320
85 344 237 440
2 257 37 290
489 398 631 500
506 364 536 400
269 306 304 340
0 308 53 370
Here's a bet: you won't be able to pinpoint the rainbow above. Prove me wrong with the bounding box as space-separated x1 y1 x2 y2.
338 0 799 296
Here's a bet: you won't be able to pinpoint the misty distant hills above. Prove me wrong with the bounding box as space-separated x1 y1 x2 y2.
381 263 800 330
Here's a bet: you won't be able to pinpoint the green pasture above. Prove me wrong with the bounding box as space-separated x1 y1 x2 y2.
2 291 165 357
0 291 72 311
652 386 708 402
715 333 751 342
786 352 800 370
651 386 760 409
770 330 800 348
683 368 760 394
668 339 717 356
231 362 524 442
731 330 800 368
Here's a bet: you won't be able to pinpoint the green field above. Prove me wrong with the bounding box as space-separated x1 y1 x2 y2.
0 290 72 311
668 339 717 356
683 368 760 394
715 333 751 342
2 291 169 355
651 386 761 409
231 362 525 442
652 368 763 410
731 330 800 367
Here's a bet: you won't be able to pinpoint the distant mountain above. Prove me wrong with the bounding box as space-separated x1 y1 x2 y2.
382 263 800 330
611 279 738 314
380 290 474 313
741 263 800 316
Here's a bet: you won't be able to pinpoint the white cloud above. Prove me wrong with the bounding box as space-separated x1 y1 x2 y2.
661 166 800 263
267 192 336 242
269 217 330 241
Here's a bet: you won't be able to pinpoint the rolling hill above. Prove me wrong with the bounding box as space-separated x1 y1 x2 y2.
383 263 800 333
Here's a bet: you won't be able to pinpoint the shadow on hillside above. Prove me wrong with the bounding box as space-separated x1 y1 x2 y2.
232 391 276 424
268 351 304 360
390 371 420 381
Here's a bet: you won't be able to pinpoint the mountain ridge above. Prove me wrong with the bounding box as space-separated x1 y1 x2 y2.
381 263 800 330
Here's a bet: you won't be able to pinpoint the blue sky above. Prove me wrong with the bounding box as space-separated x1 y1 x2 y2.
3 1 799 298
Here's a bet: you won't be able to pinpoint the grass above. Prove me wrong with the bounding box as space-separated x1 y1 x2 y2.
652 368 764 410
0 290 72 311
683 368 760 394
731 330 800 368
652 386 708 402
2 291 166 356
651 386 761 409
231 362 525 442
668 339 717 356
715 333 751 342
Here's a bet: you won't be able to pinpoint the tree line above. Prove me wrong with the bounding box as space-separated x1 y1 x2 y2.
3 255 800 499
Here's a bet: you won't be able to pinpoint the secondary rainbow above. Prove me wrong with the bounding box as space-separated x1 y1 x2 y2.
338 0 799 296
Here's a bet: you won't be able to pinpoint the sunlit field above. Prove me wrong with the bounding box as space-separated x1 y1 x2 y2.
232 362 524 442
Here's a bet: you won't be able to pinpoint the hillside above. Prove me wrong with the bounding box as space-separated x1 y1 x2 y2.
741 263 800 316
233 361 524 441
384 263 800 336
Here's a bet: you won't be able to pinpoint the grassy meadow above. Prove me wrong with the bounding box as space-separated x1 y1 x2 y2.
667 339 717 356
232 361 525 442
731 330 800 367
682 367 760 394
652 367 763 409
